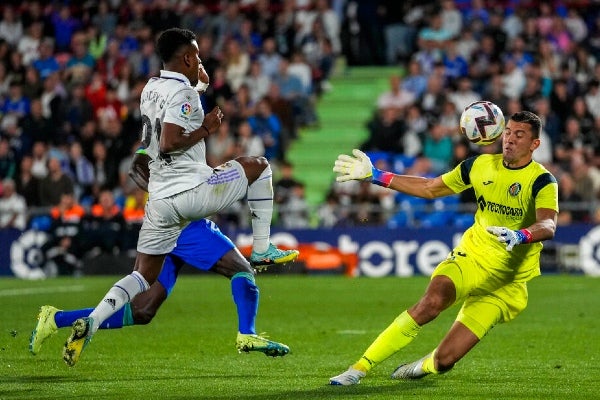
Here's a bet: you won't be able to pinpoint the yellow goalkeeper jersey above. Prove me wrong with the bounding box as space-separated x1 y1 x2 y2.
441 154 559 282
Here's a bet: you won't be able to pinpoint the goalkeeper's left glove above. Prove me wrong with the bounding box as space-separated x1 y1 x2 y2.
486 226 533 251
333 149 394 187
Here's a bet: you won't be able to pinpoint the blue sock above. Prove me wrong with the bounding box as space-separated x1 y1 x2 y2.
231 272 259 334
54 304 134 329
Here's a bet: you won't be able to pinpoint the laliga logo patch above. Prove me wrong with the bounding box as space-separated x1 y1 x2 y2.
508 182 521 196
180 102 192 116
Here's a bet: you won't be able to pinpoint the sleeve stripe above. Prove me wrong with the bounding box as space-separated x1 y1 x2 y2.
460 156 477 185
532 172 557 198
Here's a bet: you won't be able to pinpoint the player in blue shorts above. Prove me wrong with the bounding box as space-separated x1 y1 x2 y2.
30 151 290 358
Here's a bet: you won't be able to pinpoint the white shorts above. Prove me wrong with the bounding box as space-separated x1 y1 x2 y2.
137 161 248 255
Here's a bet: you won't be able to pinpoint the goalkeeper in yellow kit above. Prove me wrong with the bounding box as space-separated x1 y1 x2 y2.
329 110 558 385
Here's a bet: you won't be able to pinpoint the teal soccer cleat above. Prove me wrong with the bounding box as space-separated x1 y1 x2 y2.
249 243 299 270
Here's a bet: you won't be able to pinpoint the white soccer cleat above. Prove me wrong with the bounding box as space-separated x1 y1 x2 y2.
329 367 366 386
391 353 431 380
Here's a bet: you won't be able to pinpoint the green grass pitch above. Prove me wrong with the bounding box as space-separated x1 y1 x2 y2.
1 274 599 399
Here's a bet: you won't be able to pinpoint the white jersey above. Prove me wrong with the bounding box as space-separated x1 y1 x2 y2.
140 70 213 199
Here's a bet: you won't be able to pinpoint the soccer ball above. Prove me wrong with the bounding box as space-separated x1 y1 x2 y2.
459 101 505 145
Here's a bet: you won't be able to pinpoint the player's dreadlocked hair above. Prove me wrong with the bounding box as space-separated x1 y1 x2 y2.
156 28 197 64
510 111 542 139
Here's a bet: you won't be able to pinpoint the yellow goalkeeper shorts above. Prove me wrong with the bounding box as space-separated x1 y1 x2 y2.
432 252 529 339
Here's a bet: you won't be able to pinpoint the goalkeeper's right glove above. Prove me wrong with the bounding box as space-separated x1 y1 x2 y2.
333 149 394 187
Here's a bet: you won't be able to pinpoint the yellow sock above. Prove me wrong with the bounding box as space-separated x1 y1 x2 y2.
421 350 439 374
353 311 421 373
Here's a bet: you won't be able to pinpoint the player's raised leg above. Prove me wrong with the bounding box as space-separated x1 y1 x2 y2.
237 156 299 267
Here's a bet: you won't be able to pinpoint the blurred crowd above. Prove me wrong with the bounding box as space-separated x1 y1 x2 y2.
1 0 600 273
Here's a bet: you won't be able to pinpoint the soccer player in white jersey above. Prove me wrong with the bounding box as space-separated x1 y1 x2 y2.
30 149 290 358
62 28 298 366
329 111 558 385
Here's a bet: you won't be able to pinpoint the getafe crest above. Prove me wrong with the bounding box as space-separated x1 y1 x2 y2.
508 182 521 196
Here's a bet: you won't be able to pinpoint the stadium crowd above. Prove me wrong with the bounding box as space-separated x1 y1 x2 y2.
0 0 600 273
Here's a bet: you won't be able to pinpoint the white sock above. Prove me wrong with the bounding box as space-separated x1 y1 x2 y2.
247 164 273 253
88 271 149 333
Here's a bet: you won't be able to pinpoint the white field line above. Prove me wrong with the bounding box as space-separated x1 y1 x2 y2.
337 330 367 335
0 285 86 297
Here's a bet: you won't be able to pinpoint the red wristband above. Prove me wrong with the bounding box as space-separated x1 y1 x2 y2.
519 229 533 243
371 167 394 188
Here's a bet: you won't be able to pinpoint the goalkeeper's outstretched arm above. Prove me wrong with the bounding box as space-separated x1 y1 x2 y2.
333 149 455 199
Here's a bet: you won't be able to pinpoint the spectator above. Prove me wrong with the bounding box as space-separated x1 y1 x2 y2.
91 140 118 196
274 159 303 207
377 75 416 113
442 40 469 82
265 81 297 143
213 1 245 54
417 74 447 122
38 156 74 207
96 39 128 85
64 32 96 85
422 122 453 174
207 119 235 167
82 188 125 254
447 77 480 114
279 182 310 229
128 39 161 81
0 6 23 47
17 21 43 66
180 3 215 37
362 107 406 154
402 59 428 99
60 83 95 139
500 58 526 100
22 66 43 100
275 57 317 128
235 120 265 157
243 60 272 104
15 155 41 207
0 137 16 180
46 192 85 275
570 153 600 203
223 38 251 92
440 0 463 39
91 1 118 38
50 5 81 53
2 81 30 119
0 178 27 230
32 38 60 80
258 37 283 80
248 98 283 160
557 172 589 225
317 191 342 228
67 141 95 201
39 72 67 131
30 141 48 179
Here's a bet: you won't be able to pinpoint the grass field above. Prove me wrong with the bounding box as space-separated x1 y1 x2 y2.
1 274 599 399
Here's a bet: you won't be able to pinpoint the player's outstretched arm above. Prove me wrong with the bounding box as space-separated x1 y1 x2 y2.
333 149 454 199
